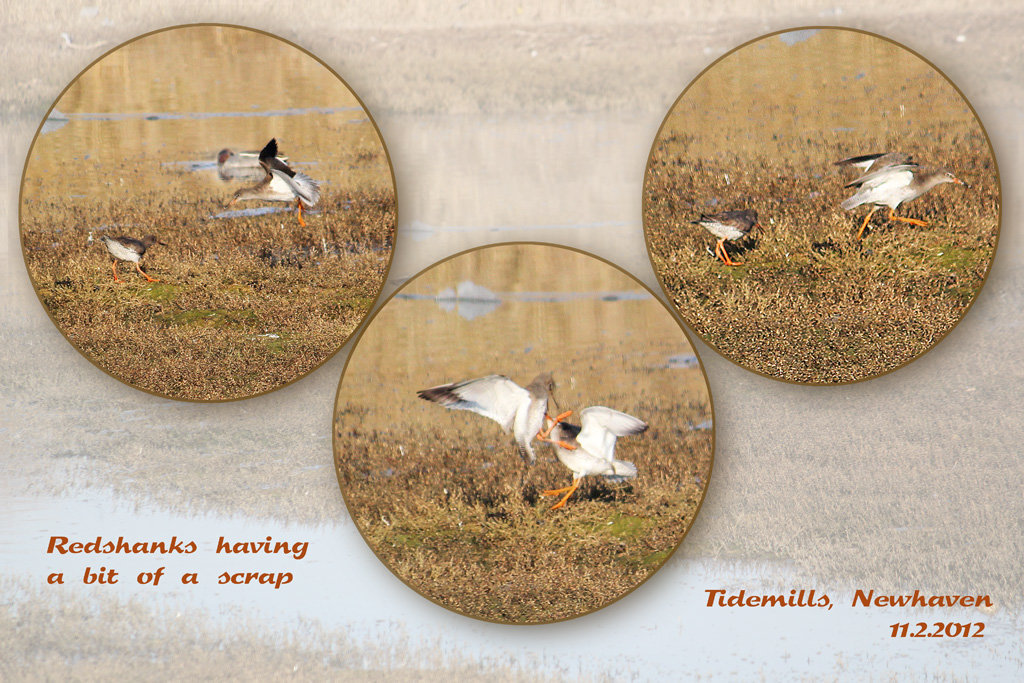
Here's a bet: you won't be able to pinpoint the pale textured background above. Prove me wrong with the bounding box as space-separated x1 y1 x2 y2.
2 1 1022 679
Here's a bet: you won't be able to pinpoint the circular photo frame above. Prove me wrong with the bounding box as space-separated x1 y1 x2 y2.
333 243 714 624
643 27 999 384
20 24 397 401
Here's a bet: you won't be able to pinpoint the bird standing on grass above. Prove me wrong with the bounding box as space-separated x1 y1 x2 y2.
836 153 967 239
227 138 320 227
540 406 648 511
417 373 572 465
691 209 762 267
100 235 165 283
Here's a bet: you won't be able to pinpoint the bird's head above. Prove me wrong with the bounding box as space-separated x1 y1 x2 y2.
940 170 969 189
225 188 251 207
529 372 559 407
746 209 766 232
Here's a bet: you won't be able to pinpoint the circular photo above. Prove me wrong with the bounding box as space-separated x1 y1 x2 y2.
333 243 714 624
20 25 396 400
643 28 999 384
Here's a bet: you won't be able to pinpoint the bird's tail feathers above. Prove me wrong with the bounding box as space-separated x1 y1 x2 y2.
293 172 321 207
517 443 537 465
840 195 864 211
604 459 638 481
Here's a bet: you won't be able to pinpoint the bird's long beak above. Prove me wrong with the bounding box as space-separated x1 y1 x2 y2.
549 390 561 411
957 178 970 188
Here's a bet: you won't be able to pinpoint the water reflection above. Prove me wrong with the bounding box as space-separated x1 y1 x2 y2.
9 490 1015 680
664 353 700 369
41 110 69 135
435 280 500 320
56 106 362 122
779 29 820 46
394 279 652 321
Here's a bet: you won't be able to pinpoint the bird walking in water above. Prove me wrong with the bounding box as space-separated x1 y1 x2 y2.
836 153 967 239
100 235 165 283
540 406 648 510
417 373 572 464
227 138 320 227
691 209 762 266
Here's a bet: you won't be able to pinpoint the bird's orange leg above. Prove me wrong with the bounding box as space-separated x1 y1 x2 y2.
541 479 581 510
111 260 122 283
537 410 573 440
718 239 742 266
135 262 158 283
296 200 307 227
887 208 928 227
538 436 578 450
856 206 878 239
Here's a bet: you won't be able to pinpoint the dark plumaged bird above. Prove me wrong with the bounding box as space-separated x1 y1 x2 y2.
100 235 165 283
691 209 763 266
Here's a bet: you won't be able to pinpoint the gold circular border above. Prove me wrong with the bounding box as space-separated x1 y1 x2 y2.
332 240 717 625
641 25 1002 386
17 22 400 403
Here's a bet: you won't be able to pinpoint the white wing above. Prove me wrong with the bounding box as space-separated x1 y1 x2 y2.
845 165 916 191
270 169 321 207
263 173 302 202
417 375 529 432
576 406 648 462
841 168 916 210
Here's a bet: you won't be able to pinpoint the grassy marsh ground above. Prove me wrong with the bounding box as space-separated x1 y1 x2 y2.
22 178 394 400
19 26 396 400
644 29 1000 384
334 245 713 623
338 401 711 623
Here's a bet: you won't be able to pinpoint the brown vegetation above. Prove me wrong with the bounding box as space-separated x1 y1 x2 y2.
644 29 1000 384
333 245 713 623
21 171 395 400
336 399 711 624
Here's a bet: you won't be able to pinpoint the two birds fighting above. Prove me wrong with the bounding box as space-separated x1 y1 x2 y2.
417 373 647 510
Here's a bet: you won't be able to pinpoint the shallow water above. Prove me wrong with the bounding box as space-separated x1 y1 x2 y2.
339 246 707 441
3 489 1020 680
23 26 385 201
5 24 1024 673
381 112 657 280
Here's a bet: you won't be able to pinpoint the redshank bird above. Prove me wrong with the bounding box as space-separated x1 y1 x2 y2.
540 406 648 510
100 235 165 283
834 152 913 175
691 209 762 266
216 147 288 182
417 373 572 464
837 153 968 239
227 138 320 227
